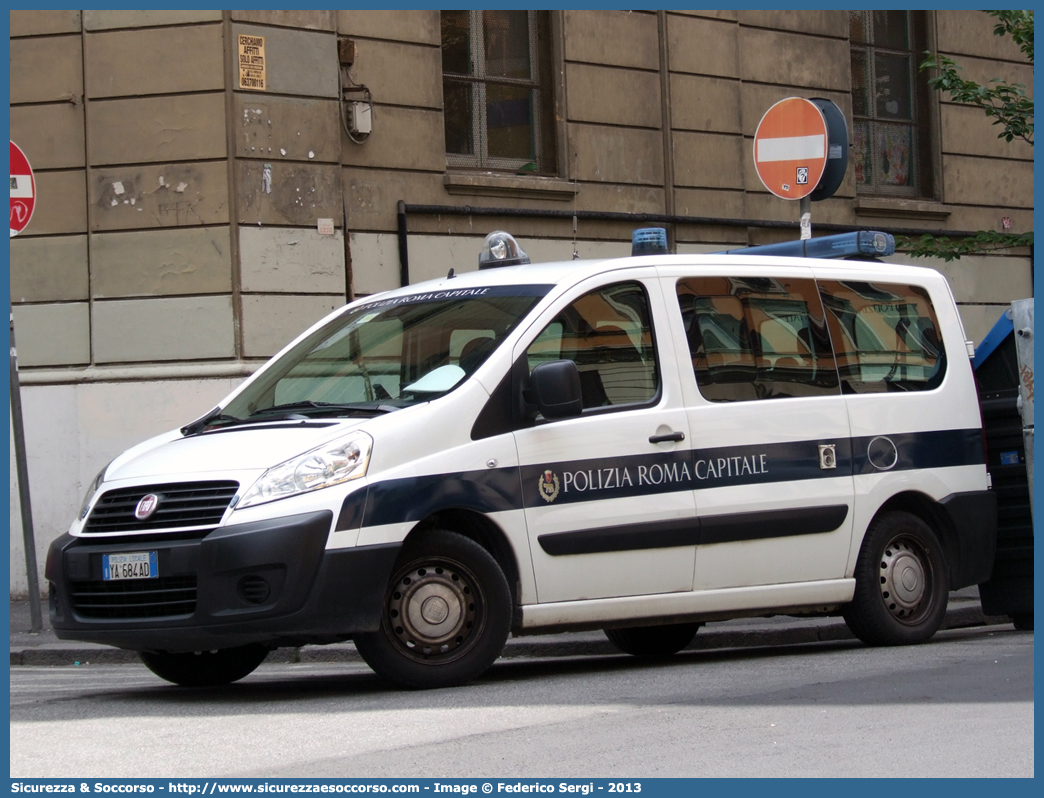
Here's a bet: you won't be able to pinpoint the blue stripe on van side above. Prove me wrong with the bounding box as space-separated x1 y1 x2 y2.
518 438 848 507
851 428 985 475
360 467 524 528
340 427 986 528
688 438 853 491
520 450 696 508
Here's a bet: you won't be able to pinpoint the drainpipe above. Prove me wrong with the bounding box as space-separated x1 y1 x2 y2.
657 11 676 252
393 204 986 283
396 200 410 287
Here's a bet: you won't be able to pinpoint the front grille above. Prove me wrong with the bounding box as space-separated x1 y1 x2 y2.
84 481 239 534
70 576 197 619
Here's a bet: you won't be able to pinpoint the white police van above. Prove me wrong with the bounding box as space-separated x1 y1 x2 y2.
47 229 996 689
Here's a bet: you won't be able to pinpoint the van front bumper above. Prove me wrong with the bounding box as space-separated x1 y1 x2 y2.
45 510 401 653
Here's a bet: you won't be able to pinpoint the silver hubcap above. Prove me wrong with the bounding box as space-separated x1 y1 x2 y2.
879 537 929 621
387 562 478 660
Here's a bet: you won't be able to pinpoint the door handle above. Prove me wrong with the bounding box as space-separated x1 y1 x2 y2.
649 431 685 444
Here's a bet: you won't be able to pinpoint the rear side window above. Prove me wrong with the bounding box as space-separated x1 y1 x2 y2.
526 281 659 409
818 280 945 393
676 276 839 402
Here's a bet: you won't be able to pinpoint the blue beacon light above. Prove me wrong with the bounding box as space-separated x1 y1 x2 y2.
631 227 669 256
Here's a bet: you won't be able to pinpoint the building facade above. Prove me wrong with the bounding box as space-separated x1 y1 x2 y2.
9 9 1033 594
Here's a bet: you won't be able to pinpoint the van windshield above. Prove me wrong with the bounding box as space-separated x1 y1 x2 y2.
216 285 550 424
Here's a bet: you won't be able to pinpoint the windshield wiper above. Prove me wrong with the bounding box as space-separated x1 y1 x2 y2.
247 401 398 419
184 401 397 434
181 407 241 436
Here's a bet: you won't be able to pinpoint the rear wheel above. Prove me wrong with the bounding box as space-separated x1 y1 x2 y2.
604 622 701 658
843 511 949 646
139 644 269 687
353 530 511 689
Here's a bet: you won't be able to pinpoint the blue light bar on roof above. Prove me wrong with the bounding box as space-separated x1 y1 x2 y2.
632 227 668 256
718 231 895 259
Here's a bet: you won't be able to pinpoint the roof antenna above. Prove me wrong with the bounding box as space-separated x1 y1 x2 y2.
447 267 455 279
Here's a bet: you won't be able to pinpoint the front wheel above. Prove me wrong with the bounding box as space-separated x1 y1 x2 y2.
353 530 511 689
843 511 949 646
604 622 702 658
139 644 269 687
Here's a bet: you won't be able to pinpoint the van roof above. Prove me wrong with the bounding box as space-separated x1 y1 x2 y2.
358 252 944 306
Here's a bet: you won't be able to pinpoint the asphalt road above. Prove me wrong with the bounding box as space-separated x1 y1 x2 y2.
10 624 1033 779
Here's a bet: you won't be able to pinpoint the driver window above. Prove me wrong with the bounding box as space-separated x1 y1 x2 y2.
526 282 659 409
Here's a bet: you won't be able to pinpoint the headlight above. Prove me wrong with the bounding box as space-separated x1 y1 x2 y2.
238 432 373 509
78 462 111 520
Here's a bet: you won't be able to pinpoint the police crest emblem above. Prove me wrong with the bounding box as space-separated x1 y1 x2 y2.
538 469 560 503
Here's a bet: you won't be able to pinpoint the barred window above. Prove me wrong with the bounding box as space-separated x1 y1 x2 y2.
850 11 934 196
441 11 557 173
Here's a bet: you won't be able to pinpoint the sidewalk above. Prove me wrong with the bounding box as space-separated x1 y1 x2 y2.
10 587 1011 666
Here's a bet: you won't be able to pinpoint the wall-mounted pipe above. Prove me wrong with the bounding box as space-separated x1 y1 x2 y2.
396 200 409 287
396 201 981 287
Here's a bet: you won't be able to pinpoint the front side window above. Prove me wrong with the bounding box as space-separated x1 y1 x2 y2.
850 11 933 196
677 276 839 402
442 10 556 173
216 286 550 425
818 281 945 393
527 282 659 410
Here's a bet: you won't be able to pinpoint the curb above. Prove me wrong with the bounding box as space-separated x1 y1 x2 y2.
10 603 1011 667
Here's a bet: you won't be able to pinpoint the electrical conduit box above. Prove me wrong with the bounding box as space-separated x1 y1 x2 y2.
350 102 371 135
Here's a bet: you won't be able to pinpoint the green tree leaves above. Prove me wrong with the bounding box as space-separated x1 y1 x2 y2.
900 11 1033 260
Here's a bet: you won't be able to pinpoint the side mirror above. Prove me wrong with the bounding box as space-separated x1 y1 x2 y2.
531 360 583 419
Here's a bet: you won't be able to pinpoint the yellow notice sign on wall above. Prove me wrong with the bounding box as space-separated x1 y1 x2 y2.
238 34 266 91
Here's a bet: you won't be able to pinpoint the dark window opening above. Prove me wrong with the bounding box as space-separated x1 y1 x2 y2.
442 10 557 174
850 11 934 197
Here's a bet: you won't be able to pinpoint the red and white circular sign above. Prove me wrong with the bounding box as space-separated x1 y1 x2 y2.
753 98 828 200
10 140 36 237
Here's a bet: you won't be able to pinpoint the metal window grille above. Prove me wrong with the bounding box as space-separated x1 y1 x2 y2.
442 10 544 172
850 11 931 197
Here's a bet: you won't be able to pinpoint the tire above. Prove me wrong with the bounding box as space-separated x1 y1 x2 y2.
353 530 512 689
1011 613 1033 631
139 644 269 687
604 622 701 658
843 511 949 646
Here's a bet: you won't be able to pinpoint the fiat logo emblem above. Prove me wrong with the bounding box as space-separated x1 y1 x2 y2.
134 494 160 520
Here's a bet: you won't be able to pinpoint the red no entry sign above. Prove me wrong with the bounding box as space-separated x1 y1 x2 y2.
753 98 828 201
10 140 36 237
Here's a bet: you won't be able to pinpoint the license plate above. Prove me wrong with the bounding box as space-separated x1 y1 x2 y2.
103 551 158 581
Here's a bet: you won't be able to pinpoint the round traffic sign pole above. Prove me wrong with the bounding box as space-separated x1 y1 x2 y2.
753 97 828 201
10 139 43 630
10 140 36 237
